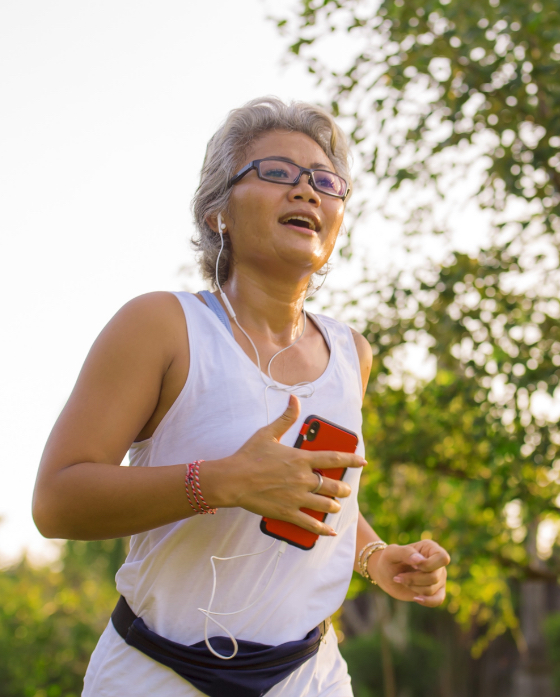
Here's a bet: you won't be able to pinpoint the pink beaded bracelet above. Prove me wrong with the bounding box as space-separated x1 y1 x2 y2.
185 461 216 515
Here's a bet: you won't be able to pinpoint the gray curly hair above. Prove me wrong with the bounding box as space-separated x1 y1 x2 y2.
191 96 352 289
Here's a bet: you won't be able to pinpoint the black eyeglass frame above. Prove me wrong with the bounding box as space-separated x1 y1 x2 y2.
227 157 349 201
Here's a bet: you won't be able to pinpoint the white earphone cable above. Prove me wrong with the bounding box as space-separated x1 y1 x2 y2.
198 539 287 659
215 214 315 422
198 213 314 659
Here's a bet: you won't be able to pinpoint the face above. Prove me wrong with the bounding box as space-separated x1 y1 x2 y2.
218 130 346 283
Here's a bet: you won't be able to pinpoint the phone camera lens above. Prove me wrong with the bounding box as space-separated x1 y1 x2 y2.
306 421 320 442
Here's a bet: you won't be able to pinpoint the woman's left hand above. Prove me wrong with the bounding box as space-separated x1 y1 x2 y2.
368 540 451 607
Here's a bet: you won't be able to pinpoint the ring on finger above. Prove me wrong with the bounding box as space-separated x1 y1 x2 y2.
310 471 323 494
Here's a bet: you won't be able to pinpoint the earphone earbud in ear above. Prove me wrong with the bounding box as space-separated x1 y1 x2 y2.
217 212 226 232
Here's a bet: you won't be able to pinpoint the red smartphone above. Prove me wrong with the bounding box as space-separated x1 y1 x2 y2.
260 415 359 551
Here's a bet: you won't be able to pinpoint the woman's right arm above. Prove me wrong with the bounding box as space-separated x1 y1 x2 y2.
32 292 201 540
33 292 366 541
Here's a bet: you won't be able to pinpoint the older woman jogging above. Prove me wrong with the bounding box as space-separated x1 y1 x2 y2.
33 97 450 697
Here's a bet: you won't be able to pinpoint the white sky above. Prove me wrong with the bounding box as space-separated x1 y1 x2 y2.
0 0 327 565
0 0 490 567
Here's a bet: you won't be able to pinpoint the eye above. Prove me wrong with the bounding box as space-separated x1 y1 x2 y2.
315 173 337 190
263 167 291 179
258 159 299 181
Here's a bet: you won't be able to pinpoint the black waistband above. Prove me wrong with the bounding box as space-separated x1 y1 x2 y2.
112 595 138 641
111 596 331 697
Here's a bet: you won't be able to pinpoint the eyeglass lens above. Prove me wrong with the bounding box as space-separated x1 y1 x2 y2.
257 159 346 197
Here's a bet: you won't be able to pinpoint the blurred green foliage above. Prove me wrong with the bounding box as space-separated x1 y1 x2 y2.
0 539 126 696
279 0 560 660
340 628 442 697
350 246 560 656
276 0 560 243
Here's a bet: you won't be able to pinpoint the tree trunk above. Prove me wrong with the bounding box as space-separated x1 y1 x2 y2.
512 580 556 697
512 520 556 697
375 593 397 697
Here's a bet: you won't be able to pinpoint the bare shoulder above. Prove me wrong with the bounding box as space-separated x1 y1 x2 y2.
112 291 186 333
103 291 189 359
36 291 193 480
350 327 373 399
350 327 373 369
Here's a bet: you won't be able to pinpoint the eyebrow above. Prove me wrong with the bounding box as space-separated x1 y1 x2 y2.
271 156 335 172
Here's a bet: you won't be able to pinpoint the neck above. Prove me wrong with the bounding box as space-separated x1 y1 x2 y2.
219 269 310 345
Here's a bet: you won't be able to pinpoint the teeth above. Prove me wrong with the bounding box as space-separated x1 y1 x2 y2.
284 215 316 231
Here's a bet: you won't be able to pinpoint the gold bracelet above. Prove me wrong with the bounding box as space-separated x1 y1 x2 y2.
358 540 381 568
358 540 386 571
358 540 387 585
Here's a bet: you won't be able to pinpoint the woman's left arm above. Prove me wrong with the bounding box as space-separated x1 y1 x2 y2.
351 329 450 607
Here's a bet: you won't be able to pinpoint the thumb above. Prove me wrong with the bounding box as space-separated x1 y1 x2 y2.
404 545 427 569
385 544 426 569
265 394 301 441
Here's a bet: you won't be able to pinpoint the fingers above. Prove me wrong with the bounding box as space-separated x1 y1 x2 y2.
294 462 354 501
395 570 440 587
385 543 450 573
264 394 301 441
393 568 447 606
409 540 451 569
236 402 364 526
413 586 447 608
289 509 337 537
393 570 442 594
408 545 451 572
267 497 338 536
310 450 367 470
269 474 346 534
301 495 342 515
418 550 451 572
311 473 352 499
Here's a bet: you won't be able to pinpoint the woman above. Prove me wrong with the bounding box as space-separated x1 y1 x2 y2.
33 97 450 697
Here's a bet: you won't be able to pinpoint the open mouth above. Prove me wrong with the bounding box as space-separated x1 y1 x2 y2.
280 215 317 232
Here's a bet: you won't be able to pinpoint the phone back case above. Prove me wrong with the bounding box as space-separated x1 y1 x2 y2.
260 415 358 550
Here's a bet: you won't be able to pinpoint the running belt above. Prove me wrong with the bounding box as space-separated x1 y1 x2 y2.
112 596 330 697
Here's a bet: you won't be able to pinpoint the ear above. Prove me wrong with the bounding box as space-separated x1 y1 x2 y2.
206 212 228 234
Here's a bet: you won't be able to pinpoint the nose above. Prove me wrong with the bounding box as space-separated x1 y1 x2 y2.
289 173 321 205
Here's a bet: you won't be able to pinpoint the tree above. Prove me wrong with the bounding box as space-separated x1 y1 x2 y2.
279 0 560 665
275 0 560 249
0 539 126 696
338 245 560 657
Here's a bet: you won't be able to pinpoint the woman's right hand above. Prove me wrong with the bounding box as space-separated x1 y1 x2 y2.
202 395 367 536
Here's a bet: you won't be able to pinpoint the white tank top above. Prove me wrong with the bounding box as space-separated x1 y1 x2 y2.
114 292 365 647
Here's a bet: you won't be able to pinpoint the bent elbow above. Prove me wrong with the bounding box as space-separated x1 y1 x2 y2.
32 507 54 539
32 491 65 540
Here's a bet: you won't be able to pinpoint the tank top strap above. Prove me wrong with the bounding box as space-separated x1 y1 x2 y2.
197 290 332 353
306 311 331 351
197 290 234 338
311 313 362 396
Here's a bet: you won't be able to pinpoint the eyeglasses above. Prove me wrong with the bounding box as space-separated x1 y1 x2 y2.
228 157 349 201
